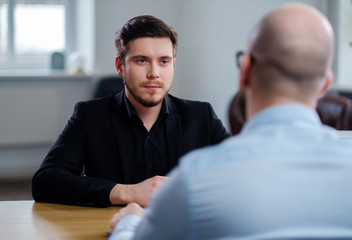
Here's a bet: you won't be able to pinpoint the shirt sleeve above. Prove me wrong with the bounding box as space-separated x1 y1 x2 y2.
109 215 143 240
110 167 189 240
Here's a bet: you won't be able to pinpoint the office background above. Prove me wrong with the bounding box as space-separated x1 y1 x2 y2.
0 0 351 179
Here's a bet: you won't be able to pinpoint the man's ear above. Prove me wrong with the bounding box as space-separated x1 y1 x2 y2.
115 57 124 77
317 70 334 99
239 53 253 91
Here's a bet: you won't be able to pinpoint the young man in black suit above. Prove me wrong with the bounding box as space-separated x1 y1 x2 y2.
32 15 229 207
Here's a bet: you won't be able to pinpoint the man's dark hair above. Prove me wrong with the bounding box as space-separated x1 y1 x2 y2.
115 15 178 63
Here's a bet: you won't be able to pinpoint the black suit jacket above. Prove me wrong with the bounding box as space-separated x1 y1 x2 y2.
32 91 230 207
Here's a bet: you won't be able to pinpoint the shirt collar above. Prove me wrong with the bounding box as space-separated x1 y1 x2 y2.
241 103 323 134
124 93 170 121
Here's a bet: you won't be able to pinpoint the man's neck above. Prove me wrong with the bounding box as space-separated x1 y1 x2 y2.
246 94 315 120
127 95 162 132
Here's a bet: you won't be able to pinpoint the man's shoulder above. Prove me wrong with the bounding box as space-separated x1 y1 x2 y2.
75 91 123 110
70 92 125 120
167 94 211 110
178 139 231 174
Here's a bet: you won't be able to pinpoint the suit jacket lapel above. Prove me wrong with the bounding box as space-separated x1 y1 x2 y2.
109 92 134 183
165 96 182 170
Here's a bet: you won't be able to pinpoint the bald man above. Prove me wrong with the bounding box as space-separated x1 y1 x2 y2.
109 3 352 239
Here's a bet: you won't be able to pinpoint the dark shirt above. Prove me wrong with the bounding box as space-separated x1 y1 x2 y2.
124 95 170 183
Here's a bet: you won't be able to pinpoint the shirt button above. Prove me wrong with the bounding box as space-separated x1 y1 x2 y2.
146 135 151 139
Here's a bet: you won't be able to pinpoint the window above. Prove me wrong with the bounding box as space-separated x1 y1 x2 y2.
0 0 66 70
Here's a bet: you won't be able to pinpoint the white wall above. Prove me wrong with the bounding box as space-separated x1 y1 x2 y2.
0 76 92 178
335 0 352 87
75 0 95 75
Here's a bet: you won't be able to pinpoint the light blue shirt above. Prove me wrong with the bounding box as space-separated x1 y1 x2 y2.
110 104 352 240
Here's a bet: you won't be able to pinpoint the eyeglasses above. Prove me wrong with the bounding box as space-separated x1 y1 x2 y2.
235 51 256 69
236 51 244 69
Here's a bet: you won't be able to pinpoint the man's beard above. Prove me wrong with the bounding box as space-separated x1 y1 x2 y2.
124 78 169 107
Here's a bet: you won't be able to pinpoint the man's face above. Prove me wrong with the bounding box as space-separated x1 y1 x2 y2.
116 37 175 107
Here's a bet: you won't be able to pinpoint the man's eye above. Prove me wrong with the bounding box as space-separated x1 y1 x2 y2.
161 59 170 64
137 59 147 63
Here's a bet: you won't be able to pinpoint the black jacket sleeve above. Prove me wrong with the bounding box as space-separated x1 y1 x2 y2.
207 103 231 144
32 102 116 207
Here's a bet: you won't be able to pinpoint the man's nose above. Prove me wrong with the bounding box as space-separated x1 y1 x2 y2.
147 62 160 79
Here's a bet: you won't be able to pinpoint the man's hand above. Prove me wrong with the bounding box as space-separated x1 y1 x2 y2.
110 203 145 230
109 175 168 207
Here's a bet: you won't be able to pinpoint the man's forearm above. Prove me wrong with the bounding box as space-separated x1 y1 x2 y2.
110 184 132 205
109 176 168 206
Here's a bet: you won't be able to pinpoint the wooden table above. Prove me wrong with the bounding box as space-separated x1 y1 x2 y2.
0 200 122 240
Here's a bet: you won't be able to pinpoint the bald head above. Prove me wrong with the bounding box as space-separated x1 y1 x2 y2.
248 3 334 97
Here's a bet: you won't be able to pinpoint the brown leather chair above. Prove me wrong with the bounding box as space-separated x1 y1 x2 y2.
229 91 352 135
316 94 352 130
228 91 246 135
93 75 124 98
